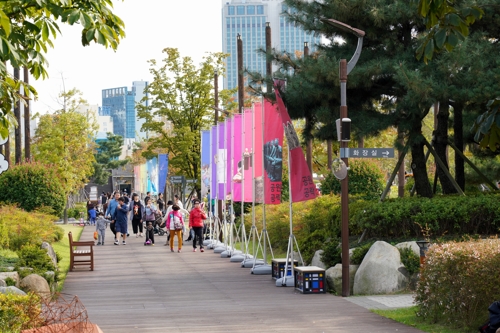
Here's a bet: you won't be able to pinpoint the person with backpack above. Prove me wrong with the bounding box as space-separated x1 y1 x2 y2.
167 204 185 252
189 199 207 252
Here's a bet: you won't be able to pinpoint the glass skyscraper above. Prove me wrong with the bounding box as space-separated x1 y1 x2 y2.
101 81 149 141
221 0 320 91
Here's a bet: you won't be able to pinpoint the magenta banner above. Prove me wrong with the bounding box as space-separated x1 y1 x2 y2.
274 80 318 203
253 102 264 203
243 108 253 202
217 122 226 200
225 118 232 197
232 115 243 201
263 100 283 204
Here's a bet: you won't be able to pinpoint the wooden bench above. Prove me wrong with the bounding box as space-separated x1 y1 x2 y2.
68 232 94 271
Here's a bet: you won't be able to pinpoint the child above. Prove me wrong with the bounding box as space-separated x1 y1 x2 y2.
88 206 97 225
95 212 111 245
144 221 155 246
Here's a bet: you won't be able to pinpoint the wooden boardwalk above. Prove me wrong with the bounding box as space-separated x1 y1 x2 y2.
63 226 424 333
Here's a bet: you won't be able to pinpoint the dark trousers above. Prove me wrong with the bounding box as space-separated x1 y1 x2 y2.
132 219 143 234
110 221 116 236
146 222 155 244
192 226 204 249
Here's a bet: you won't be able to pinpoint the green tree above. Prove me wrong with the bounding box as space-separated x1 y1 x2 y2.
137 48 231 186
32 89 97 223
0 0 125 140
92 132 128 185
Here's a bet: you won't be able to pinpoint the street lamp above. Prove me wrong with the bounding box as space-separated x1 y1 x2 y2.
214 69 219 125
321 18 365 297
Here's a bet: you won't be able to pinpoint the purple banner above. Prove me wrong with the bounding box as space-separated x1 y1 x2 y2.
217 122 226 200
201 131 211 199
232 115 243 201
225 118 232 197
211 126 217 201
158 154 168 195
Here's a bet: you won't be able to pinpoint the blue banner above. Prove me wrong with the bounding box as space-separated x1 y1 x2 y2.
147 157 158 194
158 154 168 194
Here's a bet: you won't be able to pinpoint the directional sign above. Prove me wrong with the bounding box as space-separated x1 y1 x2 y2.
170 175 185 184
185 179 197 183
340 148 395 159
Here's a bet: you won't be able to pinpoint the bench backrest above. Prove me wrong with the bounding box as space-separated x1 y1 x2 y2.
68 231 74 247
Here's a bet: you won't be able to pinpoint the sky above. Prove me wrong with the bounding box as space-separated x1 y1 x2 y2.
32 0 223 114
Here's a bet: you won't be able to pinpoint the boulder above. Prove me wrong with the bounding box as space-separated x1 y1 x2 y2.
310 250 326 269
41 242 58 267
325 264 359 294
0 271 20 287
395 241 420 257
20 274 51 299
0 280 6 287
353 241 409 295
0 286 26 296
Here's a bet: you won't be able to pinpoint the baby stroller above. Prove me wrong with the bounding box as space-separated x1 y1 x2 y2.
153 212 166 236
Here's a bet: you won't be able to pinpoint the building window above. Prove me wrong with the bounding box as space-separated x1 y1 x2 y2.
237 6 245 15
228 6 235 15
257 5 264 15
247 5 255 15
282 4 288 12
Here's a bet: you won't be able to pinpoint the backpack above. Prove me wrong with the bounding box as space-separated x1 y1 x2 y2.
170 214 183 230
479 301 500 333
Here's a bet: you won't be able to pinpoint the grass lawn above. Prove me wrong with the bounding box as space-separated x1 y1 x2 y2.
373 307 465 333
51 224 84 291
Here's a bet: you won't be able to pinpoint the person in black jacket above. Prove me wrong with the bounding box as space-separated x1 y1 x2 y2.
131 193 144 237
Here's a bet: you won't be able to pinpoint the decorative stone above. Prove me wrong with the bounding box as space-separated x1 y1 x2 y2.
41 242 58 268
20 274 51 299
325 264 359 294
395 241 420 257
310 250 326 269
0 271 20 287
0 280 6 287
353 241 409 295
0 286 26 296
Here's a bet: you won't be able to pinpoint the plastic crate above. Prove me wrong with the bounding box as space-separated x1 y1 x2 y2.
271 258 298 280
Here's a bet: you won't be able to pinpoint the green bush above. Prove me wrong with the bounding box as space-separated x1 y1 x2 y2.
415 239 500 330
321 160 385 200
398 247 420 275
0 292 44 332
0 205 63 251
320 238 341 268
15 244 58 283
0 162 66 215
4 277 15 287
351 242 373 265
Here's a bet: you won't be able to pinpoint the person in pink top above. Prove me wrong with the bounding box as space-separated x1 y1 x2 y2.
167 204 185 252
189 199 207 252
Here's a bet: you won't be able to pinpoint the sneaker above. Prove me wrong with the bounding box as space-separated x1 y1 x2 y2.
193 248 197 252
122 241 126 245
102 243 105 245
171 248 174 252
135 234 138 238
97 242 101 246
178 249 182 253
200 248 205 252
139 233 143 237
164 243 169 246
114 240 119 245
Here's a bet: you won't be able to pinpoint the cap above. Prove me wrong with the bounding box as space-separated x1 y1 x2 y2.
193 199 201 204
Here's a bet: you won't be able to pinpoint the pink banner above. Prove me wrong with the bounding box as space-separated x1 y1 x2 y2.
225 118 232 197
243 108 253 202
232 115 243 201
263 100 283 204
253 102 264 203
274 80 317 202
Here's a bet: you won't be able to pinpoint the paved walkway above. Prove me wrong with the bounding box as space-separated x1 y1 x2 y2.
63 225 423 333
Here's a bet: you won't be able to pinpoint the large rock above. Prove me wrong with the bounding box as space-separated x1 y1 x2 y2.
41 242 58 268
0 271 20 287
0 280 6 287
0 286 26 296
310 250 326 269
353 241 409 295
20 274 51 299
325 264 359 294
395 241 420 257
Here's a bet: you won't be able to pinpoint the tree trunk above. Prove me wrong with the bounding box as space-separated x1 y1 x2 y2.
397 127 405 197
434 102 457 194
327 140 332 171
14 68 22 164
24 67 31 162
453 104 465 190
410 120 432 198
64 197 69 224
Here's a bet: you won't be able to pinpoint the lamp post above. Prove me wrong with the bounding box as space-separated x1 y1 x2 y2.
416 240 431 266
322 18 365 297
214 69 219 125
237 33 244 113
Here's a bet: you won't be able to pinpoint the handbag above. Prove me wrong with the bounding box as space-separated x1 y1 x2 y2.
93 231 98 240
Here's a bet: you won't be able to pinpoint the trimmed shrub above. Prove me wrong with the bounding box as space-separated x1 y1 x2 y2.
0 205 63 251
415 239 500 330
0 292 44 332
16 243 56 273
398 247 420 275
321 159 385 200
0 162 66 216
320 238 341 268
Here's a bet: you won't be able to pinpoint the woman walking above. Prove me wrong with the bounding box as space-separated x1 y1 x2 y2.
143 197 159 245
167 204 184 252
131 193 144 237
189 199 207 252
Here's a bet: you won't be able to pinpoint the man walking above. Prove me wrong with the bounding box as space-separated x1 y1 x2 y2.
114 197 129 245
105 191 120 242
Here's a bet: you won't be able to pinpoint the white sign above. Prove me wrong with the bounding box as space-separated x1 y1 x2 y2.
0 154 9 175
0 136 7 146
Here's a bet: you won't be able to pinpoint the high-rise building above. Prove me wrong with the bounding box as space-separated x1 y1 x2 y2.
101 81 149 142
221 0 320 90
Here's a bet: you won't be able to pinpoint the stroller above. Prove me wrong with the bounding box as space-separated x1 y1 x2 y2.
153 212 166 236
